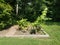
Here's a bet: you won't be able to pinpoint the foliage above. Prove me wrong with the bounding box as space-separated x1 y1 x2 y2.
0 0 60 30
17 19 31 30
0 2 13 30
52 0 60 21
17 0 46 22
34 7 48 24
46 0 60 21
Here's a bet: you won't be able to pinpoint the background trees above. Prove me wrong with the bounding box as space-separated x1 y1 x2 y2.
46 0 60 21
0 0 60 30
52 0 60 21
16 0 47 22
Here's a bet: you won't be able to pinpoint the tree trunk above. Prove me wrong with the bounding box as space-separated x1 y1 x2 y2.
16 3 18 15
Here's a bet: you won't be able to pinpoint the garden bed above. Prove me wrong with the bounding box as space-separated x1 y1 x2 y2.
13 28 49 38
0 25 49 38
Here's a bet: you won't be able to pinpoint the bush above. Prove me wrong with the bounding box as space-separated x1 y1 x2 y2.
17 19 30 30
0 22 6 30
0 2 13 30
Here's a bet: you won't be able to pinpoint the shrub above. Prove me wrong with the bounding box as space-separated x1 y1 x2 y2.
17 19 30 30
0 2 13 30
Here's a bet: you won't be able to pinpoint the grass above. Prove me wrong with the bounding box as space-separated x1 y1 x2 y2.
0 22 60 45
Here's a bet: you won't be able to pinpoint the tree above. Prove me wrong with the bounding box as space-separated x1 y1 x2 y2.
15 0 47 22
52 0 60 21
46 0 60 21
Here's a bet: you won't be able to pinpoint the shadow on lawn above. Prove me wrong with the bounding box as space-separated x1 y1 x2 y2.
44 20 60 26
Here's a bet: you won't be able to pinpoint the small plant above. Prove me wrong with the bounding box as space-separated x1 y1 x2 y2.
32 22 41 32
17 19 30 30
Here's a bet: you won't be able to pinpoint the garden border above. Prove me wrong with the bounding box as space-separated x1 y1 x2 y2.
0 29 49 38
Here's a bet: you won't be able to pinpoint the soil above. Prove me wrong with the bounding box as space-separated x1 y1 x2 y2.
14 30 44 35
0 25 45 37
0 30 8 36
0 25 19 36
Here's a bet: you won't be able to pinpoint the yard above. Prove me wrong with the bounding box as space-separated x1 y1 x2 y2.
0 0 60 45
0 22 60 45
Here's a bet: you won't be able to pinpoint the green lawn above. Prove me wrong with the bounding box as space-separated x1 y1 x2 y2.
0 22 60 45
